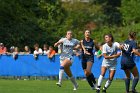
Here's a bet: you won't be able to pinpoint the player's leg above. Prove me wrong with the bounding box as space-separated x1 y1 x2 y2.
96 66 107 93
85 61 96 89
64 59 78 90
124 69 131 93
56 59 64 87
102 69 116 93
131 66 139 93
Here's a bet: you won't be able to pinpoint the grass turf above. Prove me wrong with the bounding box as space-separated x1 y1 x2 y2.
0 79 139 93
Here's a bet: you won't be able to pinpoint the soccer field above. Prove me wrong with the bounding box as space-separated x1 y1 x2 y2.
0 79 139 93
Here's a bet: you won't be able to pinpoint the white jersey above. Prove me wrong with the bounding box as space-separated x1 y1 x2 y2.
59 38 79 58
102 42 120 66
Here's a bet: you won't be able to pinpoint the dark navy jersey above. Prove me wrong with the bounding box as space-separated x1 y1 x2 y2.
121 39 137 64
82 38 94 55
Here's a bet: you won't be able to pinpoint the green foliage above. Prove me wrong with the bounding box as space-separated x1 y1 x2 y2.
0 0 140 51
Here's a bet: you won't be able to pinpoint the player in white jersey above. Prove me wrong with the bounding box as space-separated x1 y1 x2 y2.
96 34 121 93
54 31 80 90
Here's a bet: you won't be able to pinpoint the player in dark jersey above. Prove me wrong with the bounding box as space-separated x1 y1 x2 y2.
120 32 140 93
80 30 97 90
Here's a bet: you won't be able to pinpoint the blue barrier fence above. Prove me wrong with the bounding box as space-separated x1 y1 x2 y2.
0 54 140 79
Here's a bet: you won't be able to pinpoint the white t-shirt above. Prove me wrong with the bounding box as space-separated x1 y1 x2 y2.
102 42 120 64
59 38 79 57
34 48 43 54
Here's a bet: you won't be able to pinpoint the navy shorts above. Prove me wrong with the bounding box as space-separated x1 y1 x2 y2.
121 62 136 70
121 56 136 70
81 55 94 69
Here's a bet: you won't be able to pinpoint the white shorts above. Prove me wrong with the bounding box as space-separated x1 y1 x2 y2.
60 56 74 64
102 60 117 70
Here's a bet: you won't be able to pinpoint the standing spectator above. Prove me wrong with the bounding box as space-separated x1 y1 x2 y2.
13 47 21 80
47 46 56 59
96 43 103 58
33 43 43 59
13 47 19 60
9 46 15 53
0 43 7 54
24 46 31 54
43 44 49 55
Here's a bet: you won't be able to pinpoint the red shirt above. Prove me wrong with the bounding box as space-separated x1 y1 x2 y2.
0 47 7 54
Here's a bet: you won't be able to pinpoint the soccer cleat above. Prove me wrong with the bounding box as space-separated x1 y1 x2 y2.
56 82 61 87
131 90 138 93
91 84 97 90
73 83 79 90
96 89 100 93
102 87 107 93
102 89 106 93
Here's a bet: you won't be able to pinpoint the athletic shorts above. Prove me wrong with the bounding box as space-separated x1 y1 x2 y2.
121 56 136 70
60 56 74 64
121 62 136 70
102 60 117 70
81 55 94 69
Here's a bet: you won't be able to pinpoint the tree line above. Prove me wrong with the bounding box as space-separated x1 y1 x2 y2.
0 0 140 51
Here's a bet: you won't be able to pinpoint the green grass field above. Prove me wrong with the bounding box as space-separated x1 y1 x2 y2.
0 79 139 93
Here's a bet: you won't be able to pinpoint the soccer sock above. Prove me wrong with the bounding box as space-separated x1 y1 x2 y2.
97 75 104 88
86 75 94 87
132 77 139 91
58 66 64 83
90 73 96 84
125 78 130 92
69 76 77 86
104 80 112 89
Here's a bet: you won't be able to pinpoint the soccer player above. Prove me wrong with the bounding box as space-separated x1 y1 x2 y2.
80 30 97 90
54 30 80 90
96 34 121 93
120 32 140 93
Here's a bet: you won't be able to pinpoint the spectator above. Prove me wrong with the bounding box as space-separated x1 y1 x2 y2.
47 46 56 59
24 46 31 54
96 43 103 58
43 44 49 55
0 43 7 54
9 46 15 53
33 43 43 59
13 47 19 60
13 47 21 80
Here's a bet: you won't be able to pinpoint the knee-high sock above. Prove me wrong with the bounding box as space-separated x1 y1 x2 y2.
69 76 77 86
90 73 96 84
97 75 104 88
132 77 139 91
125 78 130 92
86 75 94 87
58 66 64 83
104 80 112 89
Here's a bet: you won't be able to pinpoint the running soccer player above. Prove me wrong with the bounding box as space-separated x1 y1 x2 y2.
96 34 121 93
80 30 97 90
120 32 140 93
54 30 80 90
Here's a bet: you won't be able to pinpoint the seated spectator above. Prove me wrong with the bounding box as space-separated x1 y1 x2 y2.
43 44 49 55
0 43 7 54
47 46 56 59
33 43 43 59
24 46 31 54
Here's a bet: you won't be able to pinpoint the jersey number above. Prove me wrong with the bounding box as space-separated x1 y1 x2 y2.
123 44 129 51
